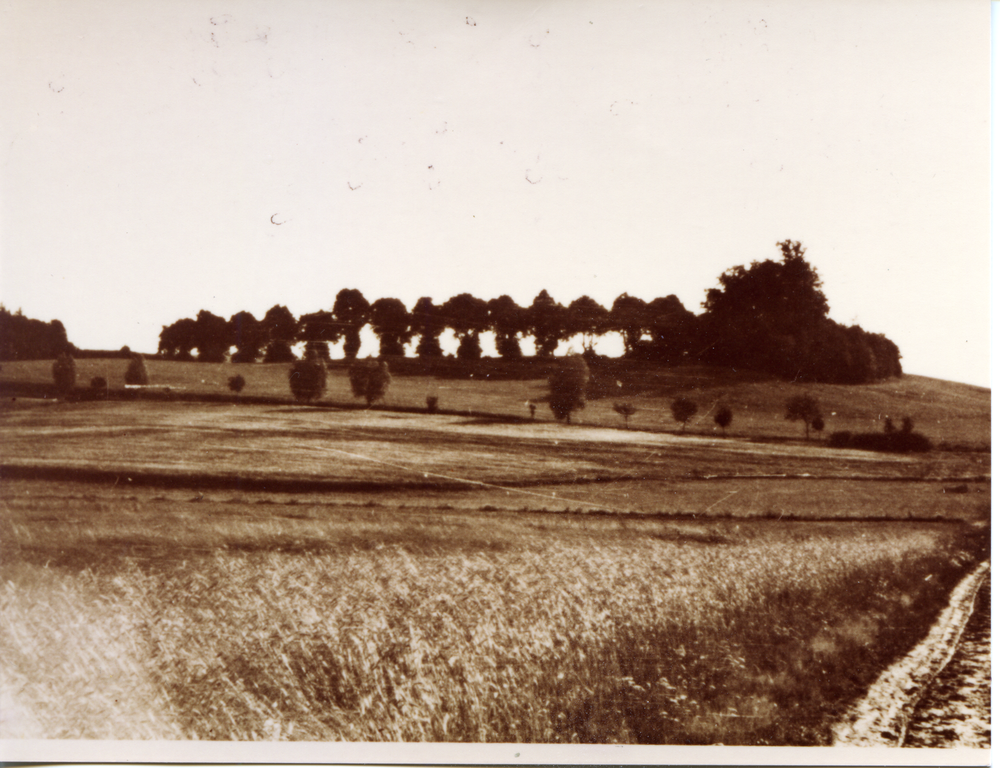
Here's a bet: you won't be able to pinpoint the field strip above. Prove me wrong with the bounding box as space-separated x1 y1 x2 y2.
830 559 990 747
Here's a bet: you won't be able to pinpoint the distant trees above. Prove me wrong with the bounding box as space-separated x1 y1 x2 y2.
487 295 526 359
333 289 370 360
0 307 73 361
194 310 231 363
369 298 412 357
261 305 298 363
229 311 265 363
528 290 566 357
441 293 490 360
608 294 648 356
297 310 338 360
548 355 590 423
785 395 821 439
125 353 150 385
671 396 697 432
566 296 608 352
289 352 327 402
411 297 447 358
349 358 392 405
52 353 76 396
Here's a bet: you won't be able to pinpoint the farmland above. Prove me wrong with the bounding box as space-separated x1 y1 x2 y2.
0 359 990 744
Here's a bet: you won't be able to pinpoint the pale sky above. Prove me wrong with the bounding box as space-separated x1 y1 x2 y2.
1 0 990 386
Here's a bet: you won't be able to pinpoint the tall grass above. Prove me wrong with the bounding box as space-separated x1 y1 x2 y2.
1 521 986 743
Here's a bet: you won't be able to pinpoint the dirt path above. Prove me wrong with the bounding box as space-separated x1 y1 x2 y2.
830 560 990 747
903 578 990 748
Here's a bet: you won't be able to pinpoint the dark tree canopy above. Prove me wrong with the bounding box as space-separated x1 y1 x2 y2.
158 317 198 360
608 294 648 355
297 310 339 360
441 293 489 360
289 353 327 402
349 358 392 405
566 296 609 351
229 311 265 363
194 310 231 362
528 290 567 357
369 298 412 357
261 305 298 343
411 297 447 358
333 289 370 360
488 295 526 359
0 307 73 360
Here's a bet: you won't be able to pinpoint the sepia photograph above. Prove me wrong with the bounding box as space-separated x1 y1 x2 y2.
0 0 990 763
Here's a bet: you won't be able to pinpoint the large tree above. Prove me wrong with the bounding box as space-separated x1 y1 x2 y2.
0 307 73 360
297 310 339 360
261 305 299 363
333 289 370 360
608 294 649 356
441 293 490 360
487 295 526 359
527 290 567 357
228 311 265 363
410 297 447 358
194 310 231 362
158 317 198 360
566 296 609 352
369 298 412 357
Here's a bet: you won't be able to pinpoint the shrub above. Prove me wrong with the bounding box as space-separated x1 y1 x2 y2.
228 375 246 394
426 395 439 414
670 396 697 432
90 376 107 390
52 353 76 396
811 415 825 435
288 357 326 402
548 355 590 423
612 402 636 428
349 358 392 406
124 354 149 386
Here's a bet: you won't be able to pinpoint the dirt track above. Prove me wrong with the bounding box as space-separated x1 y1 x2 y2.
903 578 990 748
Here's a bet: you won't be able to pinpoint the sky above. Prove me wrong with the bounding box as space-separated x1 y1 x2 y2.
0 0 990 386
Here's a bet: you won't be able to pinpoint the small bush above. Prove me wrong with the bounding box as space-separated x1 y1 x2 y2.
52 353 76 396
90 376 107 390
714 405 733 433
124 354 150 386
228 375 246 394
288 358 326 402
349 358 392 406
426 395 439 414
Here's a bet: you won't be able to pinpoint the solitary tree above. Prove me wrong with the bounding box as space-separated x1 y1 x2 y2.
349 358 392 405
124 353 150 385
52 352 76 397
613 402 637 429
548 354 590 423
289 352 327 402
228 375 246 394
714 405 733 435
671 396 698 432
785 394 821 439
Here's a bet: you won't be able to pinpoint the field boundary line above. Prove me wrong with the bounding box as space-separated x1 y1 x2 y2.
830 559 990 747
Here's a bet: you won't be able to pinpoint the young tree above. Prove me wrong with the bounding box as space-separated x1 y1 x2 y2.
548 354 590 423
613 402 637 429
811 415 825 436
785 394 821 439
52 352 76 397
333 289 371 360
671 396 698 432
124 353 150 385
228 375 246 394
714 405 733 435
349 358 392 405
289 352 327 402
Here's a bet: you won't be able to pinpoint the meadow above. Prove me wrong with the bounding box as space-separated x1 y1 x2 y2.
0 359 990 744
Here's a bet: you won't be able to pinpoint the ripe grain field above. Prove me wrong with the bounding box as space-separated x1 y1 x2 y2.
0 369 990 745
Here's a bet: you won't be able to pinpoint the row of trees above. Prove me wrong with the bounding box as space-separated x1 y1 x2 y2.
157 290 698 365
154 241 902 384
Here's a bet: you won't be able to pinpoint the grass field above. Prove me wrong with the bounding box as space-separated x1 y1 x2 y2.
0 359 990 744
0 358 990 447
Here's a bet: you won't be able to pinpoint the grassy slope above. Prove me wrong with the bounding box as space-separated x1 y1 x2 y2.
0 358 990 447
